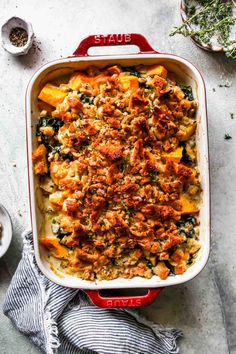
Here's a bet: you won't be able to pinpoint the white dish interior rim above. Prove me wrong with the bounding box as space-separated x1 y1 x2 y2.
26 52 210 290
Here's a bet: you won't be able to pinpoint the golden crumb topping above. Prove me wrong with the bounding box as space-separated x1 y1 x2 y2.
33 64 201 281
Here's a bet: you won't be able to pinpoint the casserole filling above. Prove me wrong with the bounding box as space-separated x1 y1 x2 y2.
32 64 201 281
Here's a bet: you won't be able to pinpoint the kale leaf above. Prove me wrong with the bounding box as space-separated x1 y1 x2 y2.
181 147 192 164
36 116 64 135
79 93 94 104
180 85 194 101
123 66 140 77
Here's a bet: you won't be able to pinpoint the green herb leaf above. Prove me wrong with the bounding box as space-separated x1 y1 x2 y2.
224 133 232 140
149 171 159 183
219 83 231 88
122 157 130 172
51 220 60 234
146 106 154 115
121 200 132 216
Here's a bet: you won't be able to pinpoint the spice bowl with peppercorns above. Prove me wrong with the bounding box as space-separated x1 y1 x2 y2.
1 16 34 56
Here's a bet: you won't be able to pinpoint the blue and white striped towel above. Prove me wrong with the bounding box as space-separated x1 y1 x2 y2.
3 231 182 354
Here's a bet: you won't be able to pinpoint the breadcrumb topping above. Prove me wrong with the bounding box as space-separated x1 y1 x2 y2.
33 64 201 281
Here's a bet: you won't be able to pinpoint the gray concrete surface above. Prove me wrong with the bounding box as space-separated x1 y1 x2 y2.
0 0 236 353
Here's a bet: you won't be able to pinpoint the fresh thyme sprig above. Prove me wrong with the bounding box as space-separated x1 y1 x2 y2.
170 0 236 59
170 0 216 37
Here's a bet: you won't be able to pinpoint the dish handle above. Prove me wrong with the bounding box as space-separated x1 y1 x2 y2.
72 33 158 57
85 288 162 308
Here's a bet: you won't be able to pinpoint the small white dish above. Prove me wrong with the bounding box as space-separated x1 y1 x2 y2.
0 204 13 258
1 16 34 56
180 0 236 54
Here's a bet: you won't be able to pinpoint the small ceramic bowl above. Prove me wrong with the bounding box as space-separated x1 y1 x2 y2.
0 204 13 258
180 0 236 53
1 16 34 56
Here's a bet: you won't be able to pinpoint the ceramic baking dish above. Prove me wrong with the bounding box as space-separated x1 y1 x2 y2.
26 33 210 307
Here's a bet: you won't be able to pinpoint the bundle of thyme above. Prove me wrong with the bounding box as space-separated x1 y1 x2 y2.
170 0 236 59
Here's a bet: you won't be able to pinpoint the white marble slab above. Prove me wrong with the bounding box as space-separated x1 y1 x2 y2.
0 0 235 353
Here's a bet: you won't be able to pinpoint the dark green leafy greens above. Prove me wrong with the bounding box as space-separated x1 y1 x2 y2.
187 255 194 265
51 219 71 240
180 85 194 100
48 144 61 154
176 216 196 238
123 66 141 77
149 171 159 182
181 146 192 164
164 261 175 275
122 157 130 172
36 117 64 134
79 93 94 104
36 116 74 159
139 81 154 90
36 117 64 146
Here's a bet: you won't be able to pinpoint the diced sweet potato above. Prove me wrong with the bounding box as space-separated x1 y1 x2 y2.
49 190 71 209
162 146 183 162
179 193 199 214
149 256 156 266
153 261 170 279
189 168 197 181
68 72 98 90
40 237 69 259
38 83 67 107
68 72 88 90
32 144 48 174
119 75 139 91
145 65 167 78
38 100 54 112
179 123 196 141
68 71 110 91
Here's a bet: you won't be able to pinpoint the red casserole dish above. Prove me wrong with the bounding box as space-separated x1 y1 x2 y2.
26 33 210 307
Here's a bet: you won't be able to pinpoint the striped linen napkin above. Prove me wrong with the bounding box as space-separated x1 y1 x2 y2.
3 231 182 354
